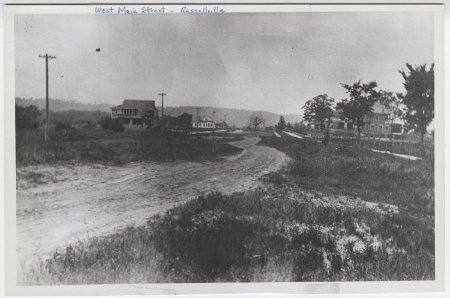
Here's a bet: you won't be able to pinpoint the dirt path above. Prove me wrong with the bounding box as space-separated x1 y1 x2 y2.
16 136 290 267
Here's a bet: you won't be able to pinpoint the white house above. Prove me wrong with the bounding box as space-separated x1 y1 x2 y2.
192 117 216 129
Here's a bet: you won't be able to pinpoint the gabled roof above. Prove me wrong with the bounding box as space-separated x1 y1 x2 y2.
112 99 156 110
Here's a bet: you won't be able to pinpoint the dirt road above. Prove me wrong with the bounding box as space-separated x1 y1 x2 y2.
16 136 290 266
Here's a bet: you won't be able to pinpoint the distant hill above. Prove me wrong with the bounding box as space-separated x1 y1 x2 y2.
15 98 303 128
162 106 302 128
15 97 112 112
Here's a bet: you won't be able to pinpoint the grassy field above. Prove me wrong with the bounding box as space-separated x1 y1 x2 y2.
259 136 434 216
16 127 243 166
19 134 434 284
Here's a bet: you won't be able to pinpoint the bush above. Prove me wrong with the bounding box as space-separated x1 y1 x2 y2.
49 110 109 125
54 121 74 131
262 172 287 185
151 207 255 281
16 104 41 129
84 121 97 129
101 116 124 132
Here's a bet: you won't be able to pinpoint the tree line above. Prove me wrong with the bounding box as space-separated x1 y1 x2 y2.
15 105 195 133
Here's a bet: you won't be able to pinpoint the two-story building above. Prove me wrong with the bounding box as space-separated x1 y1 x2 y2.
111 99 158 129
362 102 403 135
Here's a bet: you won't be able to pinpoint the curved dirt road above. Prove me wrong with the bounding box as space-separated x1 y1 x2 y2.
16 136 289 266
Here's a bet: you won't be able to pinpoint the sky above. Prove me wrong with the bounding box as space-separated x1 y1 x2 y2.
15 12 435 115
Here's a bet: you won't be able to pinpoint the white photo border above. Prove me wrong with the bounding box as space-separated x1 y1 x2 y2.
2 2 446 296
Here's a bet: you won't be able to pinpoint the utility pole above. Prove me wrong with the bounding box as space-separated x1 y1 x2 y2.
159 92 166 135
39 54 56 143
195 107 200 129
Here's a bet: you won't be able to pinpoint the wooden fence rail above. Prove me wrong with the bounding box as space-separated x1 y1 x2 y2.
304 132 433 157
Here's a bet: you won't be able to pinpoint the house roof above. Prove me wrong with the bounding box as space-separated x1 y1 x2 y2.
371 102 404 123
372 102 390 114
111 99 156 110
192 118 214 123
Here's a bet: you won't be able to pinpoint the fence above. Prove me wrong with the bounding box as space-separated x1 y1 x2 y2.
285 131 433 158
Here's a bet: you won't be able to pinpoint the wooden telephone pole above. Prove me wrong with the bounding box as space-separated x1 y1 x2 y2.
159 92 166 135
39 54 56 143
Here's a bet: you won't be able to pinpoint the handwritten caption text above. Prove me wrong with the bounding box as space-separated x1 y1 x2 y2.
94 6 225 15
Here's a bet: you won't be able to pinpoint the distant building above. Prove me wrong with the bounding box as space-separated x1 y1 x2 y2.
192 117 216 129
310 110 347 131
328 111 352 132
111 99 157 129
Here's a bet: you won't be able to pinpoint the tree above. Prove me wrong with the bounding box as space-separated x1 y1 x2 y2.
336 81 380 140
16 104 41 129
101 116 124 132
397 63 434 147
277 116 286 130
293 121 308 134
302 94 335 131
178 113 193 129
248 113 265 131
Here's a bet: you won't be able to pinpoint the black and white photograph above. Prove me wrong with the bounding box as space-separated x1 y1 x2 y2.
3 2 446 295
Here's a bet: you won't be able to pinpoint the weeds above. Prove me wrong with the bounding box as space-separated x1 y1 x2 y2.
16 128 243 166
23 188 434 284
259 136 434 215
